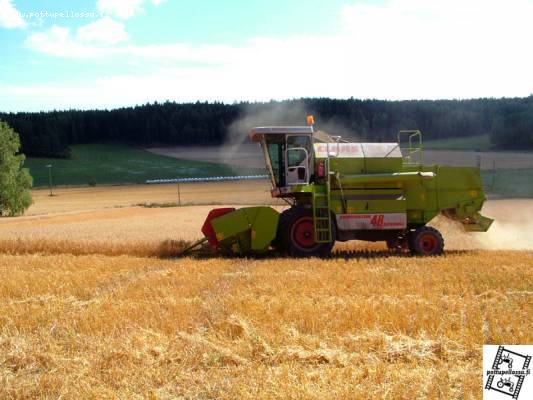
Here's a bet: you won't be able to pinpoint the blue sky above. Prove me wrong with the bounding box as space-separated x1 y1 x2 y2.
1 0 532 112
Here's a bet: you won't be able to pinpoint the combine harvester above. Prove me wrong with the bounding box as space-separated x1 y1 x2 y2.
187 117 493 257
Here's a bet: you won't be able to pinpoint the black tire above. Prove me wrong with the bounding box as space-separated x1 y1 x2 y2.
277 206 335 257
408 226 444 256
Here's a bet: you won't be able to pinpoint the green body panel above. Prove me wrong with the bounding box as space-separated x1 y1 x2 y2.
338 171 434 184
210 206 280 255
329 188 406 214
304 158 492 230
288 159 491 230
365 158 404 173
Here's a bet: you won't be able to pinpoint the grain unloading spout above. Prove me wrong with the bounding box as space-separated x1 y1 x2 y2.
462 212 494 232
431 166 494 233
442 209 494 232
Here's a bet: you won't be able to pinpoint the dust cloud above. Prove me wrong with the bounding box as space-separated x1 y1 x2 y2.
221 101 310 168
432 200 533 251
472 199 533 250
220 101 362 168
473 221 533 250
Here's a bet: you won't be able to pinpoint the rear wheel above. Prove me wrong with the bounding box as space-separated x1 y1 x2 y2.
277 207 335 257
409 226 444 256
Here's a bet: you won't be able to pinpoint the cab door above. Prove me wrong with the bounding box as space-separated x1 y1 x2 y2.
285 135 312 185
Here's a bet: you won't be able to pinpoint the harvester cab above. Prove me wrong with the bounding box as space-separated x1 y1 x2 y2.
190 117 493 258
249 126 315 190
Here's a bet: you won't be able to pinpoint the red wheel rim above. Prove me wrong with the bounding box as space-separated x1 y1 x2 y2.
291 217 316 249
419 233 438 254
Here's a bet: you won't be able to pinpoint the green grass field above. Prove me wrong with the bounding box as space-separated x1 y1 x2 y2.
424 134 492 151
25 144 263 187
23 143 533 198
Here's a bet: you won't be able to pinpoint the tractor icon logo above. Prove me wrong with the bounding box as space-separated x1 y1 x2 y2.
497 377 515 393
497 353 514 370
484 345 532 399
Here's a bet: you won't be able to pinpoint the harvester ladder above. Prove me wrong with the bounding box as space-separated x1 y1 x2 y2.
313 158 332 243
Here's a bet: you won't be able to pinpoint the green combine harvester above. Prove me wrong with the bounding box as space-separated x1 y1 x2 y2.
192 118 493 257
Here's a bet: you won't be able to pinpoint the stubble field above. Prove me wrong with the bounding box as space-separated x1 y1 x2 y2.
0 183 532 399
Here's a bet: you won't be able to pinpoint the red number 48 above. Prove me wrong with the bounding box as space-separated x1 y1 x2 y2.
370 214 384 227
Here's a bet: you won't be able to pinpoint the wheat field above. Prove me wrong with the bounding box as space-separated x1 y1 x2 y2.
25 181 275 216
1 252 531 399
0 184 532 399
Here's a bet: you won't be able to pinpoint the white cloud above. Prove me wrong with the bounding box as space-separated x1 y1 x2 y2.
0 0 26 28
26 17 129 57
76 17 129 45
10 0 533 110
337 0 533 99
96 0 144 20
26 25 98 58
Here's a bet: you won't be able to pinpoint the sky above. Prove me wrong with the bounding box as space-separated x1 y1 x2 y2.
0 0 532 112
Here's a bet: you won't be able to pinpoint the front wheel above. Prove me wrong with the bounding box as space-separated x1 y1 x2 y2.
277 207 335 257
409 226 444 256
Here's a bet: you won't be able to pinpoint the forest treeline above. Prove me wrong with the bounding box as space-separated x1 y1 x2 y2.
1 96 532 158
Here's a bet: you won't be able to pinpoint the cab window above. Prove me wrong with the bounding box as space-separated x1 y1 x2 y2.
265 137 285 187
286 135 311 167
